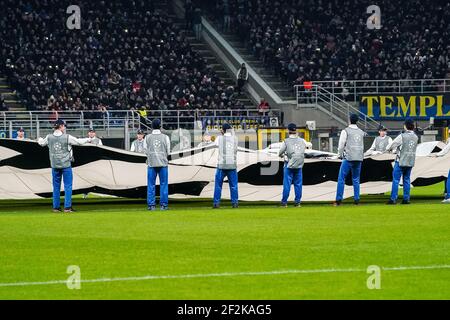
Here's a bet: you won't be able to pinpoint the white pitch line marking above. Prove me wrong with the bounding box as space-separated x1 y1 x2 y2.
0 265 449 288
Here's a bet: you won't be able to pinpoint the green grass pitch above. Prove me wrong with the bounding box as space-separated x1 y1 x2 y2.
0 183 449 300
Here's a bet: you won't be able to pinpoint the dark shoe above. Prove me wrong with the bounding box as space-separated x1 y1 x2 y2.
294 203 301 207
52 208 62 213
401 200 410 205
386 199 396 205
333 201 342 207
232 203 239 209
148 206 156 211
354 200 360 205
213 204 220 209
64 207 76 213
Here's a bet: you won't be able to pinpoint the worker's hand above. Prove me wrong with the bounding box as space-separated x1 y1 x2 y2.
37 137 44 145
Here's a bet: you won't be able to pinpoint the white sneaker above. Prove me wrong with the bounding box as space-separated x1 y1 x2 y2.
442 198 450 204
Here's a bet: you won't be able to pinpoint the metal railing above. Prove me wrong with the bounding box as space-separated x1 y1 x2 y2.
0 109 282 139
140 109 279 125
296 85 380 130
0 110 140 139
295 78 450 103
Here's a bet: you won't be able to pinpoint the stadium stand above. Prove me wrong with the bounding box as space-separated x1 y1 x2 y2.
202 0 450 97
0 0 254 114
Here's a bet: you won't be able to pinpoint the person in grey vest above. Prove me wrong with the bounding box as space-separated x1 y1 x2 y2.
197 132 214 148
364 126 392 156
15 127 26 140
334 114 367 206
145 119 170 211
82 128 103 199
87 128 103 146
279 123 310 207
38 119 91 213
386 118 419 205
130 129 147 153
430 127 450 203
213 123 239 208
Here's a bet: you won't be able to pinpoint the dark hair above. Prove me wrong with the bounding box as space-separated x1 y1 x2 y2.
287 123 297 132
152 118 161 129
54 119 66 129
405 122 415 131
350 114 359 124
222 123 231 131
404 118 414 131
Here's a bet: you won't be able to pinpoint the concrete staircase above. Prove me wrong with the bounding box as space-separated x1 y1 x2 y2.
220 33 296 101
183 31 254 109
168 1 255 109
0 77 25 112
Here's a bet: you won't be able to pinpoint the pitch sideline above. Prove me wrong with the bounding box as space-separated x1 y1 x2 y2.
0 264 449 288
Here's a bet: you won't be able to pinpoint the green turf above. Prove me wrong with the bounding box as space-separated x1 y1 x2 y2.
0 183 449 300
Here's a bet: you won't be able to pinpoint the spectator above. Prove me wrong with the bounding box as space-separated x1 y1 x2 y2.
258 98 270 115
236 63 249 94
193 7 203 40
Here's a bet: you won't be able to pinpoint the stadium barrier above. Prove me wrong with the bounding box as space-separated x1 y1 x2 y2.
0 109 282 148
295 78 450 104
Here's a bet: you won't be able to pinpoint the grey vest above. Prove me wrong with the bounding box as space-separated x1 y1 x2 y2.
373 136 390 152
344 127 365 161
132 139 146 154
284 137 306 169
397 132 418 167
218 135 238 170
146 133 169 167
90 137 102 146
47 133 72 169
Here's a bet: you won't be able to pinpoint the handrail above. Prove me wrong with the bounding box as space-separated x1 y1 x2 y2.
295 78 450 103
300 78 449 84
299 84 379 130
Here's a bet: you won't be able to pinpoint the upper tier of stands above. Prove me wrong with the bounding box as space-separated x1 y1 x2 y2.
204 0 450 88
0 0 248 112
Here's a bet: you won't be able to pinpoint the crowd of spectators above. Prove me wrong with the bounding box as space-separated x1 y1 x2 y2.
0 0 245 112
206 0 450 87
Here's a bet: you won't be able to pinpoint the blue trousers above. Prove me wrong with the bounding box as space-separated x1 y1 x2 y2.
390 161 413 201
281 164 303 204
336 160 362 201
213 169 238 205
147 166 169 207
445 170 450 200
52 167 73 209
